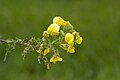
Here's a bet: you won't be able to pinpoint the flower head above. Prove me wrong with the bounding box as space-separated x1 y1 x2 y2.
50 54 63 64
65 33 74 45
47 24 60 36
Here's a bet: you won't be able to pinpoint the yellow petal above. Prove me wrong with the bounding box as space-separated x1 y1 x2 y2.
44 48 50 55
68 39 74 45
53 17 64 26
47 24 60 36
76 37 82 44
53 17 72 27
57 56 63 61
75 33 83 44
65 33 74 44
50 56 54 63
50 55 63 64
62 21 72 26
67 46 75 53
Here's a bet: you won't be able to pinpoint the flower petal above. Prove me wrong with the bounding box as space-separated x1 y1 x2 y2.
65 33 74 44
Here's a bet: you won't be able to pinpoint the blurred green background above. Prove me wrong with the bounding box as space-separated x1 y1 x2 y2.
0 0 120 80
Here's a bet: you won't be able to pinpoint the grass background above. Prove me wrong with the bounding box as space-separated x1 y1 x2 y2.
0 0 120 80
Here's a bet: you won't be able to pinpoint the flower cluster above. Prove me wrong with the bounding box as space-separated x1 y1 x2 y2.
36 16 83 66
0 16 83 69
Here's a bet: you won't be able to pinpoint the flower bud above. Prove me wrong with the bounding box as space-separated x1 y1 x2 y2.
42 31 49 37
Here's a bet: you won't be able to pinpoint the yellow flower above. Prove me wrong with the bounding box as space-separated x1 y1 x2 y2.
36 49 42 53
53 16 71 26
67 45 75 53
65 33 74 44
47 24 60 36
67 41 75 53
60 43 67 50
50 54 63 64
53 17 64 26
75 33 83 44
44 48 50 55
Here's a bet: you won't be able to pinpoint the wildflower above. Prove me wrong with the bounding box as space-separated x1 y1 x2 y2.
44 48 50 55
67 45 75 53
47 24 60 36
53 16 71 26
53 17 64 26
65 33 74 44
67 42 75 53
75 33 82 44
50 54 63 64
